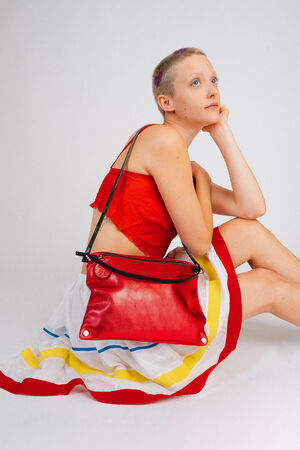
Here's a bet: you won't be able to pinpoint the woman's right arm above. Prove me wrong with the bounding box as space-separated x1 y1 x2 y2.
144 126 212 258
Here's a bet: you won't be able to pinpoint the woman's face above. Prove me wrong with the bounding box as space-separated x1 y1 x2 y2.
164 54 220 127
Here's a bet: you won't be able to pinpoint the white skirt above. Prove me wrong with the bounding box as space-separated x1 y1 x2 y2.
0 226 242 405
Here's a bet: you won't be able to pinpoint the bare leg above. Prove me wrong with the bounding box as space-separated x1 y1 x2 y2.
237 268 300 326
218 218 300 284
269 273 300 326
217 218 300 325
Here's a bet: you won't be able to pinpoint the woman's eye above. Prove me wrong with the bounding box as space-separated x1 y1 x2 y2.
191 76 219 86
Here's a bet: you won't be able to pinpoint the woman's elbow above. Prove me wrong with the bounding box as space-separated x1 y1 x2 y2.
190 237 212 258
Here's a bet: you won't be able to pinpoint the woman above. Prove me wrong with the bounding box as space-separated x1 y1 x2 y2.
1 47 299 405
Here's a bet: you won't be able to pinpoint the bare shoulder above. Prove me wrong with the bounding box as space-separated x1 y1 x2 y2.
140 124 188 172
122 124 187 174
141 123 185 145
126 123 183 144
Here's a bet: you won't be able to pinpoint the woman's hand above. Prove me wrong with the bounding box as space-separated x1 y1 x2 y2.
202 104 230 135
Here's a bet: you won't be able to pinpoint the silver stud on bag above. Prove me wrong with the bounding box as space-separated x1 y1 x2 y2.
83 330 89 337
201 337 207 344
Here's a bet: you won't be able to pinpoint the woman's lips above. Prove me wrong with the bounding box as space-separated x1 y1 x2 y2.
206 104 219 109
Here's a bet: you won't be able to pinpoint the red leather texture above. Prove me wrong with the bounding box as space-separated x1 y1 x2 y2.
80 252 208 346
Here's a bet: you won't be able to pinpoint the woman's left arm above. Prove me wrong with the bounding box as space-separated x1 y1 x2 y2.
211 125 266 219
203 105 266 219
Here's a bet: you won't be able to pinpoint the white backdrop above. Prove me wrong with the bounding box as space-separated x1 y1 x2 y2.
0 1 299 449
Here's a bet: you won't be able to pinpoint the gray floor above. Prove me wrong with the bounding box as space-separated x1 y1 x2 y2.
0 284 299 450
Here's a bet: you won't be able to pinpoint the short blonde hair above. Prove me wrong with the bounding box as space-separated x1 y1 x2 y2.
152 47 207 118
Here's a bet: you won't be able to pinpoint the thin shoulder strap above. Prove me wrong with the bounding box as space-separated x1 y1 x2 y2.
110 123 157 168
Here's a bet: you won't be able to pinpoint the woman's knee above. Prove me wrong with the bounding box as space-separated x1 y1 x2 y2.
218 218 264 269
232 217 264 234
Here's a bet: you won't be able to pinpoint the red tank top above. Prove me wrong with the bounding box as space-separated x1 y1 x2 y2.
89 124 177 258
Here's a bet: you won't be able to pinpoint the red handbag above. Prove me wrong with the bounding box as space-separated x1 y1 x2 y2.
76 124 208 346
